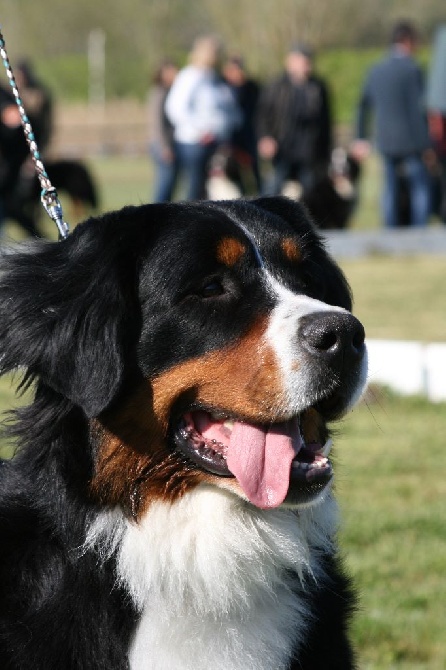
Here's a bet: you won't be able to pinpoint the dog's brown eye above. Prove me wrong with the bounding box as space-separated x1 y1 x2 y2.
200 280 224 298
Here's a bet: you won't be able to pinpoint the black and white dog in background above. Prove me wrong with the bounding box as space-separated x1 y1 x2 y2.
207 148 361 230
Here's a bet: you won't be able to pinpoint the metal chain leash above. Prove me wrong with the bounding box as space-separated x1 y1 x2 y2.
0 26 69 239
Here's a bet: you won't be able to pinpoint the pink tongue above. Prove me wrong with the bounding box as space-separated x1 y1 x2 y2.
227 421 300 508
195 412 301 509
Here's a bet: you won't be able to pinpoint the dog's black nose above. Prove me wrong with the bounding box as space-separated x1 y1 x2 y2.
299 311 365 367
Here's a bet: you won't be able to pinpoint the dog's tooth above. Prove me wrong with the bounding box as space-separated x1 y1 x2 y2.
223 419 234 431
321 438 333 457
292 461 309 470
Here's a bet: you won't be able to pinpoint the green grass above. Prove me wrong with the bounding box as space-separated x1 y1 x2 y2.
337 389 446 669
349 153 382 230
0 374 27 459
340 255 446 342
91 155 151 212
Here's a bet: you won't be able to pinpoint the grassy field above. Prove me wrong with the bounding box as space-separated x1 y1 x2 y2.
338 389 446 669
340 255 446 343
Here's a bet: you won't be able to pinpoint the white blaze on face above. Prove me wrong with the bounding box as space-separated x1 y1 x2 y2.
263 272 349 414
225 219 367 415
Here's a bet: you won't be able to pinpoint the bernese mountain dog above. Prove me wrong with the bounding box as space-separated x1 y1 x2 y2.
0 196 367 670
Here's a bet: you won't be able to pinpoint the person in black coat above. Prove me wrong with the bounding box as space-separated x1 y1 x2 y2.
426 24 446 223
0 85 29 227
353 21 432 227
0 60 54 236
222 56 262 193
256 44 332 196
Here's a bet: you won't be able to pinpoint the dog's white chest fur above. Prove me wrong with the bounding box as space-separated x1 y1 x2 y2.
86 486 337 670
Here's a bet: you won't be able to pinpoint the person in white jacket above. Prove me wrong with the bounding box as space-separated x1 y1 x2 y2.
165 35 240 200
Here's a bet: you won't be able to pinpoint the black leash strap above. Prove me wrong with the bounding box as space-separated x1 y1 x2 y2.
0 26 69 240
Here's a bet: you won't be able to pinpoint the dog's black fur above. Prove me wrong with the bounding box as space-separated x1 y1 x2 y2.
0 197 364 669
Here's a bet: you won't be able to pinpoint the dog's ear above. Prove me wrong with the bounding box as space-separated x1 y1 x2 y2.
0 222 140 417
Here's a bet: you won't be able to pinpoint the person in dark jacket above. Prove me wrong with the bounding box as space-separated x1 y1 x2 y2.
222 56 262 193
0 61 53 236
257 44 332 196
0 85 29 228
426 24 446 223
353 21 431 227
147 60 178 202
14 60 53 155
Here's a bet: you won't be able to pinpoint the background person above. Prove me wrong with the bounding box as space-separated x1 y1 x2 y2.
165 35 240 201
353 20 431 228
0 60 53 237
222 56 261 194
256 43 332 196
14 60 52 155
426 24 446 224
147 60 178 202
0 83 38 234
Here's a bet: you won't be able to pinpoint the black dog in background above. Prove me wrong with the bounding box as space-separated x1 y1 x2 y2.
4 159 98 237
304 151 442 229
207 147 362 230
302 149 361 230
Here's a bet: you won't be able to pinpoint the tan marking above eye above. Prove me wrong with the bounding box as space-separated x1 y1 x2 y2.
216 237 246 267
281 238 301 263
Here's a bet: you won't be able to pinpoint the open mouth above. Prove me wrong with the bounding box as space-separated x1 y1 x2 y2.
174 409 333 509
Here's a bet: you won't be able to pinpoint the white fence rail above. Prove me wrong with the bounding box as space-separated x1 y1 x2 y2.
366 339 446 402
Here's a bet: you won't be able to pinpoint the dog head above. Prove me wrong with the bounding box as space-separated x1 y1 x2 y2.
0 197 367 515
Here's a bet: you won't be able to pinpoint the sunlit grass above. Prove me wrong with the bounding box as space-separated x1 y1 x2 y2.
338 390 446 668
340 255 446 342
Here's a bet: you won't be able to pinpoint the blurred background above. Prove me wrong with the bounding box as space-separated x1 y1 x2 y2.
1 1 444 227
0 0 443 226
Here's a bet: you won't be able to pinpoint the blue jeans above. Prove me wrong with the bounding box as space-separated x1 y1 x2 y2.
175 141 218 201
150 143 178 203
382 154 430 227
